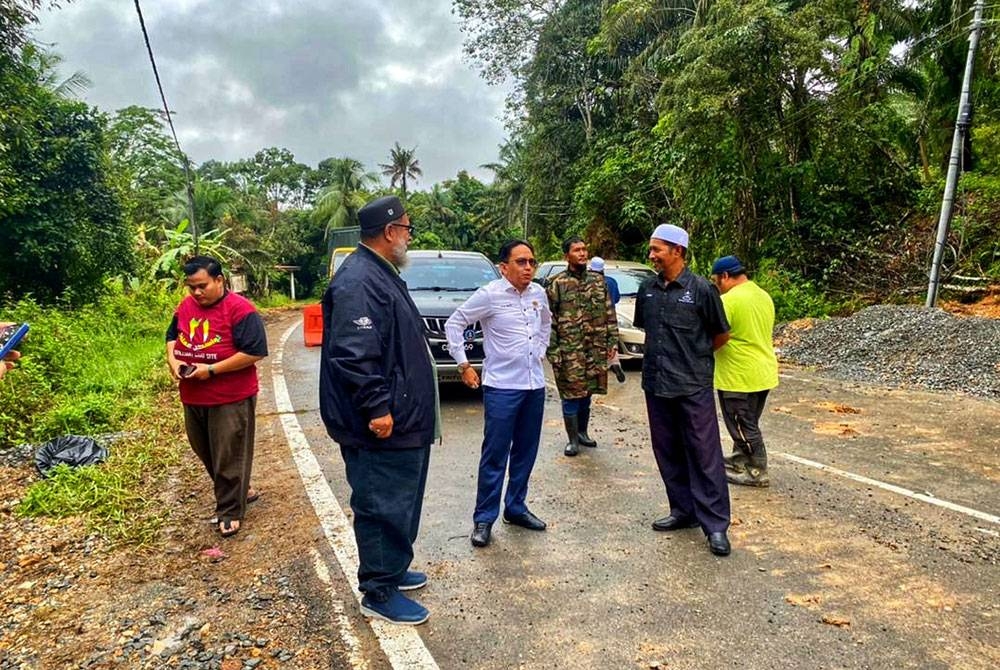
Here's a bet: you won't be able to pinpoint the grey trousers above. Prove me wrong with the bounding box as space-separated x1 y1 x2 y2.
184 395 257 522
717 390 770 469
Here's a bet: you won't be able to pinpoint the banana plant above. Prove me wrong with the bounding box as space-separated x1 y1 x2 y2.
151 219 245 280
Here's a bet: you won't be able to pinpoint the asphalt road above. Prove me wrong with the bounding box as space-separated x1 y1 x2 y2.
280 324 999 670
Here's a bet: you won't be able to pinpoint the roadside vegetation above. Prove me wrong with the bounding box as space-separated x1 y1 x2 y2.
1 1 998 542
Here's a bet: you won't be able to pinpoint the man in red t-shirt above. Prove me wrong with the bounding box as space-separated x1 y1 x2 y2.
166 256 268 537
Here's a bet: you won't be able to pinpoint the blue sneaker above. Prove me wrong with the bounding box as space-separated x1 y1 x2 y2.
360 591 429 626
399 570 428 591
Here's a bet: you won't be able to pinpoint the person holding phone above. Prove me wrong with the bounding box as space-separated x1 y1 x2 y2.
166 256 268 538
0 322 25 381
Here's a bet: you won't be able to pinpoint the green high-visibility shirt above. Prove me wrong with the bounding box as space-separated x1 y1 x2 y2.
714 280 779 392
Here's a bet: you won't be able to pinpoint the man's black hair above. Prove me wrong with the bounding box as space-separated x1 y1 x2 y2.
183 255 224 278
498 239 534 263
662 242 687 260
561 236 585 255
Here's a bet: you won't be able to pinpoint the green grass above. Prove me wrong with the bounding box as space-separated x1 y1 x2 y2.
2 281 188 544
16 428 182 546
0 284 177 446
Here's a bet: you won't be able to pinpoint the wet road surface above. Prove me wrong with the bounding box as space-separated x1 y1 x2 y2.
280 324 999 670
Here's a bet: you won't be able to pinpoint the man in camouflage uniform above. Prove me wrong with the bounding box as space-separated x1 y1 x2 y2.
547 237 619 457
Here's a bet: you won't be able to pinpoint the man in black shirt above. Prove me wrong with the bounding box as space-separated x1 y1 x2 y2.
633 224 733 556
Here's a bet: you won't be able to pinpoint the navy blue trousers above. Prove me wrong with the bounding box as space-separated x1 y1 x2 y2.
474 387 545 524
341 444 431 599
645 388 730 533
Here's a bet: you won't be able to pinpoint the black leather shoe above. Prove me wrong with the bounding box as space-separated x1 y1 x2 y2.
707 531 731 556
651 515 699 532
502 510 547 531
470 522 492 547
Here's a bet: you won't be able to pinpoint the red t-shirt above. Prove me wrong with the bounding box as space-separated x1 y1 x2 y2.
172 292 261 406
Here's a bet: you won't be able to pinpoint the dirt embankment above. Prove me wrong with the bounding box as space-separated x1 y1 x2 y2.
0 311 353 670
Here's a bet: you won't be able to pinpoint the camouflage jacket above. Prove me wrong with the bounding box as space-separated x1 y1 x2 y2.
546 267 619 399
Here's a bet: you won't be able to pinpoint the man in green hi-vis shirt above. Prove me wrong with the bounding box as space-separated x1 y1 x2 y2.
711 256 779 488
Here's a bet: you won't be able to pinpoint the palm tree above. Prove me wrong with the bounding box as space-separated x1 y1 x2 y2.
311 156 378 240
317 156 378 193
22 44 91 98
379 142 422 202
482 140 528 236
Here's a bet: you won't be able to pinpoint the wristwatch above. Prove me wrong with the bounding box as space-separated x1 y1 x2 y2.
458 362 471 372
208 365 216 377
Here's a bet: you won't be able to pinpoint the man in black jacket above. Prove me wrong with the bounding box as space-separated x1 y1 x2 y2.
319 195 437 625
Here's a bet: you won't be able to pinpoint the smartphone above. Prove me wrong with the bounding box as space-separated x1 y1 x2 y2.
0 323 29 360
178 363 197 378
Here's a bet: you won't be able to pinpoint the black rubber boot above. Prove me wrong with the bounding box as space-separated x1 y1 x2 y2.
562 415 580 456
726 465 770 487
723 452 749 473
610 363 626 383
577 404 597 447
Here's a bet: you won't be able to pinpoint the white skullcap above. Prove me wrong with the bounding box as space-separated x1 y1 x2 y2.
651 224 689 248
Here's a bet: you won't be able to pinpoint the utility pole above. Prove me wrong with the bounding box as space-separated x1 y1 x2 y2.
926 0 985 307
523 199 529 239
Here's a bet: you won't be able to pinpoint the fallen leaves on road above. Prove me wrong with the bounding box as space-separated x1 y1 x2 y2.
812 422 860 437
815 401 862 414
785 593 822 608
821 614 851 627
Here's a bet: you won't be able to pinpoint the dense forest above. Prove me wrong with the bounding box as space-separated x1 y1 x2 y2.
456 0 1000 303
2 0 999 312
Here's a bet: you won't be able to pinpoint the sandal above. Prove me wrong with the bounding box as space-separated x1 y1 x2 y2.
208 490 260 524
219 518 241 537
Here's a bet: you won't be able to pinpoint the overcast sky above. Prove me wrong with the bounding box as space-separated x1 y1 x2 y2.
33 0 509 187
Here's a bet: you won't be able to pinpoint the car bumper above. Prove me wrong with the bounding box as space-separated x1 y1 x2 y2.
618 326 646 360
432 360 485 383
427 336 486 383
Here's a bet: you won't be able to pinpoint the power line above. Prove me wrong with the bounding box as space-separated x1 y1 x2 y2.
133 0 198 253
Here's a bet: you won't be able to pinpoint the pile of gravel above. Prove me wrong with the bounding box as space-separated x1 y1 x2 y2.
775 305 1000 398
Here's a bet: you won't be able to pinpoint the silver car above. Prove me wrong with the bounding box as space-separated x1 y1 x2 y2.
534 260 655 360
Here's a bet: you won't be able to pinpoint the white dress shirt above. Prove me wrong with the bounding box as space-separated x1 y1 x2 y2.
445 277 551 390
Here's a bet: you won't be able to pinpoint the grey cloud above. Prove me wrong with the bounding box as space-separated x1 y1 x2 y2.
34 0 507 185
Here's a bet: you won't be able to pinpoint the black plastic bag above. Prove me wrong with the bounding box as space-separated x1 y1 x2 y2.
34 435 108 477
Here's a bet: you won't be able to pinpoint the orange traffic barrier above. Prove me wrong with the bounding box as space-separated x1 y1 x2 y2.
303 303 324 347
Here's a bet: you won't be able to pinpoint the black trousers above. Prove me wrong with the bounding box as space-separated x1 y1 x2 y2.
645 389 730 533
341 444 431 599
718 390 770 468
184 395 256 523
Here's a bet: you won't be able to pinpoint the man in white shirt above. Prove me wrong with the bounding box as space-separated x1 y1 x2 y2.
445 240 552 548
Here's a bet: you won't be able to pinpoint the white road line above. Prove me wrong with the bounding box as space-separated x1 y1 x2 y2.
773 451 1000 525
778 372 823 383
599 386 1000 525
272 322 440 670
309 547 367 669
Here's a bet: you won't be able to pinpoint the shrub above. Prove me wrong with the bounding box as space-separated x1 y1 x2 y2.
0 281 178 448
754 259 845 322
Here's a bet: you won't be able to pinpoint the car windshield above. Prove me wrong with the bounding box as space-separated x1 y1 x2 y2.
606 266 655 296
401 257 498 291
333 253 351 272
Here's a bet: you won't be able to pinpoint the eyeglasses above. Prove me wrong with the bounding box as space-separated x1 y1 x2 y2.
506 258 538 268
388 223 415 234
